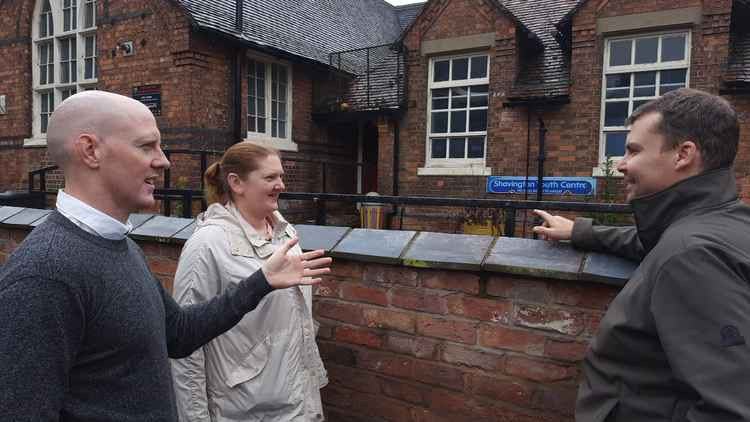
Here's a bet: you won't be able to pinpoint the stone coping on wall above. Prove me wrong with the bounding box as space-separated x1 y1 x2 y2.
0 206 638 286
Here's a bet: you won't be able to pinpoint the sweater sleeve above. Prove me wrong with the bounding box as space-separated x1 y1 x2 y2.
160 269 272 359
571 217 645 262
0 276 84 421
651 247 750 421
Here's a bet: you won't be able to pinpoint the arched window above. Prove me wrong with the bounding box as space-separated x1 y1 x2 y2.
29 0 97 145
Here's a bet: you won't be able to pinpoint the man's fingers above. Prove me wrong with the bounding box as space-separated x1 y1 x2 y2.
278 237 300 255
299 249 325 261
532 209 553 222
300 277 322 285
304 257 332 269
304 267 331 277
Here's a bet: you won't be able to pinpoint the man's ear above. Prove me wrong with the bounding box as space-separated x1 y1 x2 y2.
674 140 702 172
73 133 101 169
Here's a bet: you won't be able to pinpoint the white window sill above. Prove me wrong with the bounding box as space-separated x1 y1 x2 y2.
243 136 298 152
592 166 624 177
23 137 48 148
417 166 492 176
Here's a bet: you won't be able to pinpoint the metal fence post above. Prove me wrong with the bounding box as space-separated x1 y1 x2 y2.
504 208 517 238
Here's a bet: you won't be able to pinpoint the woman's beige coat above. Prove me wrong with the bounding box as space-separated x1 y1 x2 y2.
171 203 327 422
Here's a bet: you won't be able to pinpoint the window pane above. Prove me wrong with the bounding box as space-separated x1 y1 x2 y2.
470 56 487 79
64 8 71 32
62 62 69 83
452 96 467 109
450 110 466 133
71 42 77 82
634 37 658 64
449 138 465 158
605 74 630 99
248 116 256 132
661 68 686 84
605 132 627 157
451 87 468 97
467 137 484 158
248 93 255 114
434 60 449 82
49 63 54 83
432 98 449 109
431 138 447 159
41 94 48 113
258 118 266 133
470 92 488 107
452 58 468 80
85 36 94 56
85 1 95 28
61 39 69 60
279 102 286 120
257 98 265 116
431 112 448 133
633 71 656 97
279 121 286 138
470 85 489 106
604 101 628 127
609 40 632 66
469 109 487 132
661 35 686 62
432 88 449 98
271 120 277 137
85 59 93 80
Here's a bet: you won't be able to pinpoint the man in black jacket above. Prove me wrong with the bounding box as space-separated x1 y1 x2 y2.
534 88 750 422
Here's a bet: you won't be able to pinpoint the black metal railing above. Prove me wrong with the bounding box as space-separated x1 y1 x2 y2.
281 192 632 236
320 42 406 112
26 150 376 218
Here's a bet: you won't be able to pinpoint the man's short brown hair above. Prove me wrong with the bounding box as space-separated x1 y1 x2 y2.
625 88 739 170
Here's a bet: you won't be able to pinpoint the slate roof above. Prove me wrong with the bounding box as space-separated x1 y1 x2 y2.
503 0 581 101
726 0 750 86
175 0 404 67
395 2 425 32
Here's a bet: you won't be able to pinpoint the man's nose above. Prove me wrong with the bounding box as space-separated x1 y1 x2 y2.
154 148 171 170
616 158 626 173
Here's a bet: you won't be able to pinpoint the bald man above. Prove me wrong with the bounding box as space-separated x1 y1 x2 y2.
0 91 331 421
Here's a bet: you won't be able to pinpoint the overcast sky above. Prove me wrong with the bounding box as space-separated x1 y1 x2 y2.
384 0 424 5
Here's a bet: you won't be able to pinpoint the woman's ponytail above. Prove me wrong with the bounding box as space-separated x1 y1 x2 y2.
203 161 226 205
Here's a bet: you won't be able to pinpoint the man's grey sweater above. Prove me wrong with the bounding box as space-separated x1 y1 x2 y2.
0 211 273 421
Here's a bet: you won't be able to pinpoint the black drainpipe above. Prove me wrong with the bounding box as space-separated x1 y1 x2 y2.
393 118 400 196
536 115 547 202
232 50 242 144
235 0 243 33
232 0 243 144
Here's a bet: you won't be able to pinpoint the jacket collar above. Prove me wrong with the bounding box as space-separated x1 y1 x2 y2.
631 166 738 252
196 202 294 252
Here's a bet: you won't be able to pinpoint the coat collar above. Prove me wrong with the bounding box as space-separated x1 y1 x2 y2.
196 202 296 256
631 167 739 252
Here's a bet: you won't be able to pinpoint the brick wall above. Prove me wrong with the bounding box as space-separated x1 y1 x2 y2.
0 221 620 421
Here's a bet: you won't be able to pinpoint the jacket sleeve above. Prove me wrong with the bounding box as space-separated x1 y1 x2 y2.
0 276 84 421
151 227 273 359
571 217 645 262
651 247 750 421
170 236 218 422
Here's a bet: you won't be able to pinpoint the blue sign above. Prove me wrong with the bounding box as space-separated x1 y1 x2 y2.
487 176 596 196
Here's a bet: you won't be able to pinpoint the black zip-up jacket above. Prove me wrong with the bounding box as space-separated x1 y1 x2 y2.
573 167 750 422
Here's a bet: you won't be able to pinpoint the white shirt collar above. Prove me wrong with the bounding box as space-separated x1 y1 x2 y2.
56 190 133 240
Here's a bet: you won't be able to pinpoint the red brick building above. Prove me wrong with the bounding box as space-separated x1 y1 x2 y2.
2 0 749 230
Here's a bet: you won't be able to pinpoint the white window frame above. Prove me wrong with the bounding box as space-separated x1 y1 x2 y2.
418 53 491 176
27 0 97 147
595 30 691 175
243 54 296 152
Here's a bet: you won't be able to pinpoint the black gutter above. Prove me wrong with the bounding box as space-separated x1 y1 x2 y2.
232 48 243 144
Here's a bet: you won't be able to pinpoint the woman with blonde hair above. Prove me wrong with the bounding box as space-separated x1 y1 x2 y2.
171 142 328 421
